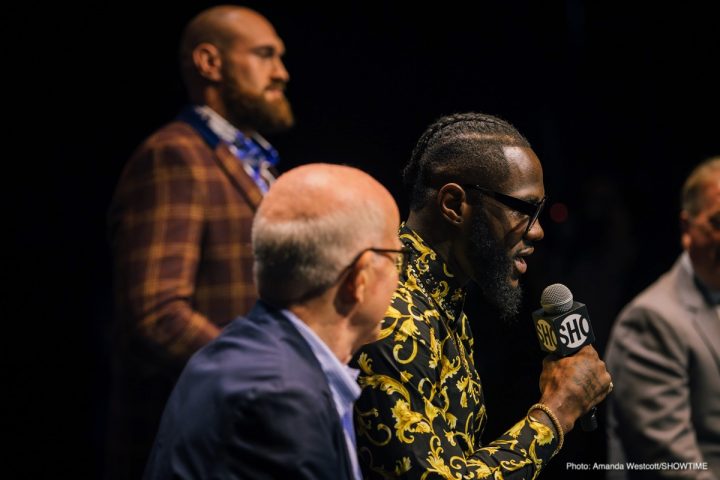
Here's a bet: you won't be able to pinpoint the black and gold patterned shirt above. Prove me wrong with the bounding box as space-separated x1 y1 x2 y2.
352 225 559 479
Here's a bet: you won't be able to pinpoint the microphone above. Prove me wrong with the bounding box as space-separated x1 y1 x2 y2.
531 283 598 431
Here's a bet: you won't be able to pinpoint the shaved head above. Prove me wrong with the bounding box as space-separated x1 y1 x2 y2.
179 6 275 78
253 164 399 305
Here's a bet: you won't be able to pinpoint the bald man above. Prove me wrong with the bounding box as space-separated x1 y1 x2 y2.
143 164 404 480
106 6 293 479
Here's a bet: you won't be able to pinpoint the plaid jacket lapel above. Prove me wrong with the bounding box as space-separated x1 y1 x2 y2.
213 143 265 211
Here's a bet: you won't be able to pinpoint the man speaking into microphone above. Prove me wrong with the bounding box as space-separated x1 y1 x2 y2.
353 113 612 479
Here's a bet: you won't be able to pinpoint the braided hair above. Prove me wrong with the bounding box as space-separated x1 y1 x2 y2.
403 112 530 210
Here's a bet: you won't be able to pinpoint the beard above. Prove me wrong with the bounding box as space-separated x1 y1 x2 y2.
220 67 295 134
468 211 522 322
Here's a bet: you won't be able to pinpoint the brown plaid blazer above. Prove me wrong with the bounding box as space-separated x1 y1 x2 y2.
105 120 265 479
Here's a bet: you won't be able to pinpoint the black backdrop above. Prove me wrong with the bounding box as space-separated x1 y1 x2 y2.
10 1 719 478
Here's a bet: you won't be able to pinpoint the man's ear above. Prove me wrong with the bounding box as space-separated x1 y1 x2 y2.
192 43 223 82
437 183 467 226
680 210 691 250
338 251 371 307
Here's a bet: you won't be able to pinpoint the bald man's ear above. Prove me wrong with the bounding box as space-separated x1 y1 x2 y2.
337 252 371 310
437 183 467 227
192 43 223 82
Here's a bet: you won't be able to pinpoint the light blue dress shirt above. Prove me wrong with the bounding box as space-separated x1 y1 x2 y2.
282 309 363 480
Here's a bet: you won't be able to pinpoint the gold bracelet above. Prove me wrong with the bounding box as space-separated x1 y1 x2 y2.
528 403 564 455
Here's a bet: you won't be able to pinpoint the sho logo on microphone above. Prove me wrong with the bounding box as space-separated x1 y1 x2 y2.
531 293 594 356
535 319 558 351
558 313 591 348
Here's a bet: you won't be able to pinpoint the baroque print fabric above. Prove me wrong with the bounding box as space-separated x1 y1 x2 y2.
352 225 559 479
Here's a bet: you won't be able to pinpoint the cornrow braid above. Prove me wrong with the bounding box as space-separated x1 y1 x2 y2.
403 112 530 210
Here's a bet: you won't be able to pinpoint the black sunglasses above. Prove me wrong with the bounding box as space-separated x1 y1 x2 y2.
462 184 546 235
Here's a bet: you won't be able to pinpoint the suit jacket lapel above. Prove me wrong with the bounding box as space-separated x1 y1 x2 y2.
692 306 720 373
675 259 720 372
253 302 355 480
214 143 264 211
177 109 269 211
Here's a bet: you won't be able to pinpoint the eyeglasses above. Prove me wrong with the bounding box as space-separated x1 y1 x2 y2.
343 246 411 274
463 184 546 235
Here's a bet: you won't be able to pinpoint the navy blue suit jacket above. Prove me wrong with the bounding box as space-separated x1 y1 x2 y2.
143 301 354 479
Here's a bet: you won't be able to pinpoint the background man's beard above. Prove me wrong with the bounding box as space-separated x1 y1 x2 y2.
221 78 294 134
468 212 522 322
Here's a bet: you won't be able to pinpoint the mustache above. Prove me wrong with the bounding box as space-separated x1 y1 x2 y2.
266 80 287 91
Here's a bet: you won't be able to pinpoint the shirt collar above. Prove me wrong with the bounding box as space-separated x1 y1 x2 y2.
281 309 361 416
681 251 720 306
192 105 273 152
192 105 238 144
399 223 467 325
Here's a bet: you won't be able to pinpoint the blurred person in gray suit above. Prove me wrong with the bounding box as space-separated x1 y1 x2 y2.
606 157 720 479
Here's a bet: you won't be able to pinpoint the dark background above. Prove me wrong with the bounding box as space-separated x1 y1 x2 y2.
11 1 719 478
